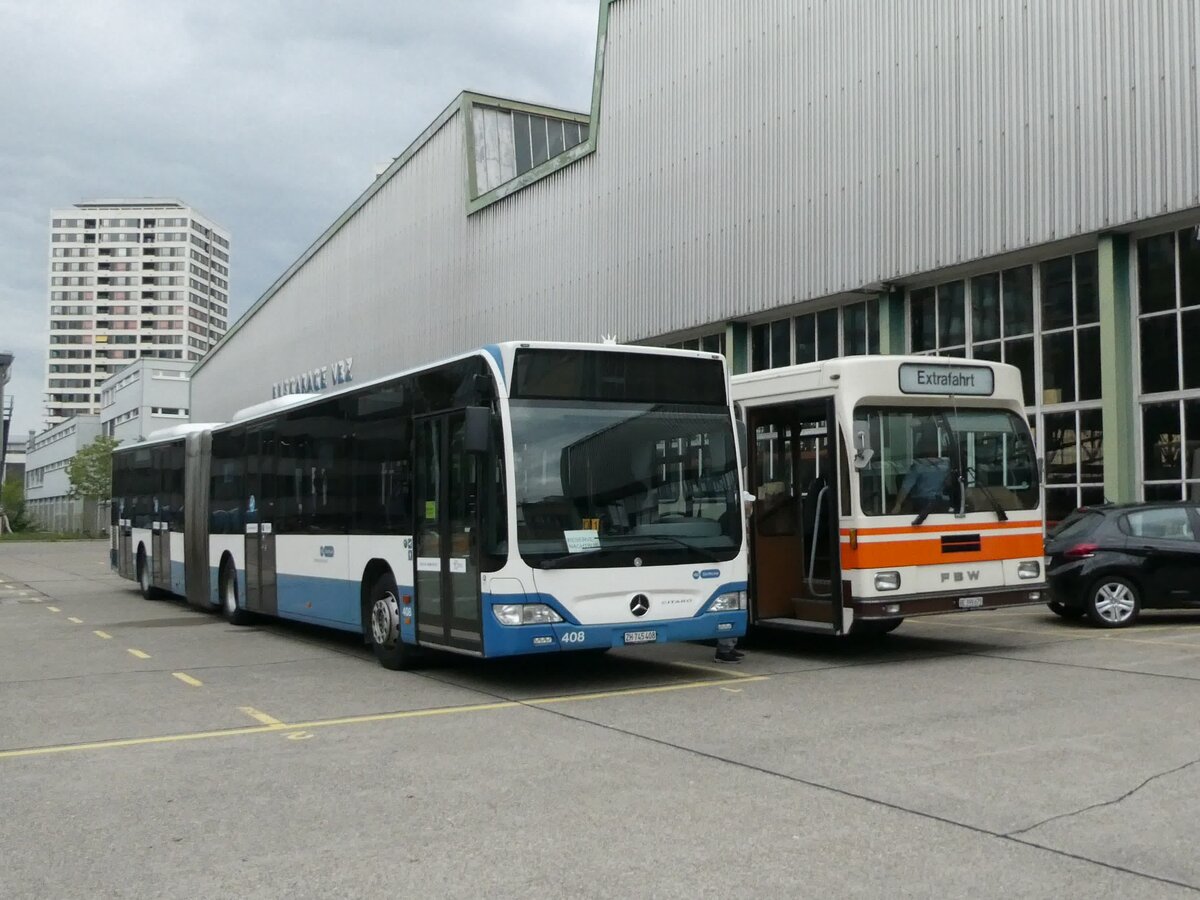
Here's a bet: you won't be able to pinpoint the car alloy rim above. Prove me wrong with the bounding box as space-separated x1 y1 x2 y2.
1093 582 1135 623
371 591 400 649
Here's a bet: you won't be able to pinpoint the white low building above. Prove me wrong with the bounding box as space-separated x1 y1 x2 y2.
24 416 102 532
99 358 191 442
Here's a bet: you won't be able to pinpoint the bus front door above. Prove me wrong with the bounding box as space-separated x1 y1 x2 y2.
243 427 278 616
748 398 844 631
414 411 483 654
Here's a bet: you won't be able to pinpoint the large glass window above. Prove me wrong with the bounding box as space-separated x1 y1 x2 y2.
911 251 1103 522
912 283 968 356
749 300 879 370
854 405 1038 517
1138 228 1200 501
509 401 741 568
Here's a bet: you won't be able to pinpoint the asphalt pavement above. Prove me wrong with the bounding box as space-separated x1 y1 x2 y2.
2 541 1200 898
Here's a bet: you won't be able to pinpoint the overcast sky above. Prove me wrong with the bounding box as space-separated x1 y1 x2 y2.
0 0 598 439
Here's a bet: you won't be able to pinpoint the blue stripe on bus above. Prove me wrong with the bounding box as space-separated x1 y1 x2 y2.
482 344 505 379
209 568 744 656
478 597 746 657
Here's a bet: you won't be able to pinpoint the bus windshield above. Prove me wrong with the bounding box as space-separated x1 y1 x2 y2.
509 401 742 568
855 405 1038 517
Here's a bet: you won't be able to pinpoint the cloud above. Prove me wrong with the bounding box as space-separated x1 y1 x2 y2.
0 0 599 437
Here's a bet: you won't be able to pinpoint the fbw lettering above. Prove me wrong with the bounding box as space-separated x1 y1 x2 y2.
941 571 981 583
319 546 335 559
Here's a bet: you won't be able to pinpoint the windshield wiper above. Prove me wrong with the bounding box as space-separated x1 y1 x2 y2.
538 546 618 569
966 468 1009 522
620 533 720 562
537 534 718 569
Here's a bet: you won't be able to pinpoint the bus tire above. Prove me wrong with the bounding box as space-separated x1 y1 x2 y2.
219 557 251 626
850 617 904 638
136 548 160 600
367 573 420 671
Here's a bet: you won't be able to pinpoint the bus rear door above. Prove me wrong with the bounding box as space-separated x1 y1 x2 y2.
244 426 278 616
414 410 484 654
747 397 844 632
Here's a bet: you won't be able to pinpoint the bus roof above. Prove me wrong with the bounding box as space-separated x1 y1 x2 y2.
731 355 1025 408
122 341 727 443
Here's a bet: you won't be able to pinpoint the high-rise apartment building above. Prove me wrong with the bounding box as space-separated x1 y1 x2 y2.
44 199 230 424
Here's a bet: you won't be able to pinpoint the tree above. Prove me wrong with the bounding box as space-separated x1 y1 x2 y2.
0 479 31 532
68 436 121 502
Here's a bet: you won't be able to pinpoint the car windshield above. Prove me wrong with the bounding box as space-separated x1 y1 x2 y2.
509 400 741 568
855 405 1038 516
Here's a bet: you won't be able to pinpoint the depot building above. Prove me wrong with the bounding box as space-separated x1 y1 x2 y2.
191 0 1200 525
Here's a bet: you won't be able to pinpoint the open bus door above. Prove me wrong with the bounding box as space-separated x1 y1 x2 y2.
747 397 845 633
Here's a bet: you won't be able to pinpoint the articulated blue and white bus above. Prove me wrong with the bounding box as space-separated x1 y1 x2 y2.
110 342 749 668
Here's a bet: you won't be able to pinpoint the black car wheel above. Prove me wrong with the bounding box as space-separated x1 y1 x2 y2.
1084 576 1141 628
1047 600 1085 620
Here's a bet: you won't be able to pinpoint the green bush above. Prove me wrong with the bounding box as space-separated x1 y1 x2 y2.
0 479 31 532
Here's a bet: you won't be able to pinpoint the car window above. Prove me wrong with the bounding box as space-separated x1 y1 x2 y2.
1050 510 1103 540
1121 508 1196 541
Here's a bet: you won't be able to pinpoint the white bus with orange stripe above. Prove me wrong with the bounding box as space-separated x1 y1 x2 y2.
732 356 1045 636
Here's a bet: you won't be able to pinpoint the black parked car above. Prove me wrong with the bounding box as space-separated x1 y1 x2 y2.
1045 502 1200 628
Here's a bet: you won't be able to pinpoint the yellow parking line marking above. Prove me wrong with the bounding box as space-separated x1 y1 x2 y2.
67 617 83 624
0 724 287 760
127 648 151 659
238 707 287 728
667 660 756 679
46 606 61 613
910 618 1097 639
93 630 112 640
172 673 203 687
0 675 769 762
1098 634 1200 650
916 616 1200 651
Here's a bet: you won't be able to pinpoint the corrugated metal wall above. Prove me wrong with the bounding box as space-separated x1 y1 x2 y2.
192 0 1200 421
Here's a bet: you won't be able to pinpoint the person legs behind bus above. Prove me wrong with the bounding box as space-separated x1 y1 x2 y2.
715 637 743 663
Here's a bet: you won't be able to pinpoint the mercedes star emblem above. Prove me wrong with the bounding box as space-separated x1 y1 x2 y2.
630 594 650 617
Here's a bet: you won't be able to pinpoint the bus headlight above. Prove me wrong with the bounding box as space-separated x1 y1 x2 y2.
1018 560 1041 580
709 591 747 612
492 604 564 626
874 571 901 592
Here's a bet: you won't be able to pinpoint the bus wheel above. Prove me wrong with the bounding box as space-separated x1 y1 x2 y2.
219 558 251 626
137 549 159 600
850 617 904 638
367 574 420 671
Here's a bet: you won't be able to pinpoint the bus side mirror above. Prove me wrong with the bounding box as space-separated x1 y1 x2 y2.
464 406 491 455
853 430 875 470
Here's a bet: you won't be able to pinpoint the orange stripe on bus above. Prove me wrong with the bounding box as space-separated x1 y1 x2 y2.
841 533 1044 570
840 520 1041 538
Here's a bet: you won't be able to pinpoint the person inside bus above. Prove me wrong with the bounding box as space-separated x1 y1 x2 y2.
890 422 950 514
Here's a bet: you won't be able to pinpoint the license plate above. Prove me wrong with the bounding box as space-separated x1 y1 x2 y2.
623 630 657 644
958 596 984 609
